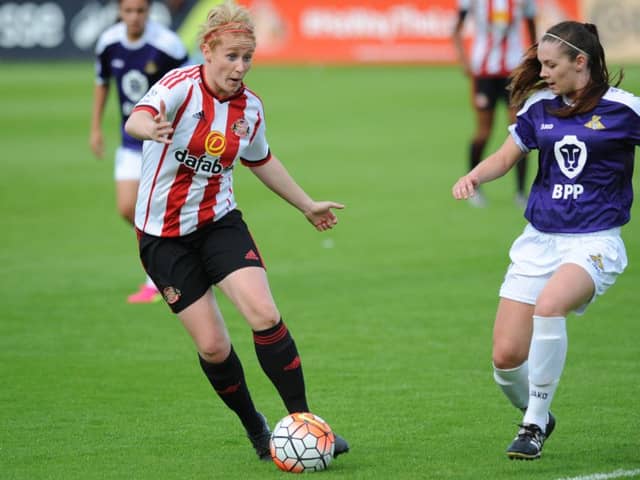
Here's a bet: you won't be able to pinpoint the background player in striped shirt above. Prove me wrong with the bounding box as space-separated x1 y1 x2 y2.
452 21 639 460
124 0 349 462
90 0 188 303
452 0 536 207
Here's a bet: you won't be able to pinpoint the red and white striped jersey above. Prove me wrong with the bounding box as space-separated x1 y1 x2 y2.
132 65 271 237
458 0 536 77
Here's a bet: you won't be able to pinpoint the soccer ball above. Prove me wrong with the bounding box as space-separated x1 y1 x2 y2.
270 412 335 473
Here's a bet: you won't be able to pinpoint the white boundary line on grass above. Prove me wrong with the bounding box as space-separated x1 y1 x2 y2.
555 469 640 480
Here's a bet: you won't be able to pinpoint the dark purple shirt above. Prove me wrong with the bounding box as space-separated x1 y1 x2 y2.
510 87 640 233
95 21 188 151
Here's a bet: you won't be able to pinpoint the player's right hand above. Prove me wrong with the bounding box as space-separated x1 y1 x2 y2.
90 130 104 159
452 174 480 200
151 100 173 144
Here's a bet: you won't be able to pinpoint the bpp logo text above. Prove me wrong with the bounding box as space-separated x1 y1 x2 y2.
552 184 584 200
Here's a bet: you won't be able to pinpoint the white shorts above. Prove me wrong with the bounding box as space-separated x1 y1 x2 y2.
114 146 142 181
499 224 627 314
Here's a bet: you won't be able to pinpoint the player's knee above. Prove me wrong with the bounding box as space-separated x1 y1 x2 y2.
492 346 527 370
246 301 280 330
198 341 231 364
534 296 567 318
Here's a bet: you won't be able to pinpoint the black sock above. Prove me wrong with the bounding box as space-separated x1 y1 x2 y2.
515 155 528 194
198 347 263 434
470 140 486 171
253 320 309 413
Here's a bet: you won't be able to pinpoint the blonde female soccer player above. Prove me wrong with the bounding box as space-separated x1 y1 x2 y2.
124 0 349 461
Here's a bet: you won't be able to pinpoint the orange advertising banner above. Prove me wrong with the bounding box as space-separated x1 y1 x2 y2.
244 0 582 64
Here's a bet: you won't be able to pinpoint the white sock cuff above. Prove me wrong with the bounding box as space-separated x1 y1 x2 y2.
493 362 528 385
533 315 566 337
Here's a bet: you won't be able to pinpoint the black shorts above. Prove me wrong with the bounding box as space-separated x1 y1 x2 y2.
138 209 265 314
472 76 511 110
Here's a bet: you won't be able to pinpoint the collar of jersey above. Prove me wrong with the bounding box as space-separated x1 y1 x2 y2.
199 65 246 103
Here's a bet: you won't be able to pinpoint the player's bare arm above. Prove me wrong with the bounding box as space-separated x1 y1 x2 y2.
124 100 173 144
249 155 344 231
89 84 109 158
453 136 525 200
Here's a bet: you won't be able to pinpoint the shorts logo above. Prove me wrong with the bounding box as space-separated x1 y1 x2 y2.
205 131 226 156
589 254 604 273
162 286 182 304
245 249 259 261
474 92 489 109
231 118 250 138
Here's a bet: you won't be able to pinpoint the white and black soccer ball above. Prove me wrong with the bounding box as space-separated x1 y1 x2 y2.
270 412 335 473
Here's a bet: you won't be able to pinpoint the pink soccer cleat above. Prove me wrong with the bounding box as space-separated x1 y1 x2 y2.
127 285 162 304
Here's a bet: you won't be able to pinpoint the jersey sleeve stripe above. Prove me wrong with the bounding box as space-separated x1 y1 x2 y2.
133 105 158 117
241 150 272 167
159 70 185 87
249 110 262 143
160 66 199 89
508 124 530 153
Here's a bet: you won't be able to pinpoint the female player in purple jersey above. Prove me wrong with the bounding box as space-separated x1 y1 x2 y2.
90 0 188 303
124 0 349 462
452 21 639 460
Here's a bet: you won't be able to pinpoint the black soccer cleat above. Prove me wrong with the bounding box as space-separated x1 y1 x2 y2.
333 434 350 458
519 408 556 440
247 413 272 461
544 411 556 441
506 423 546 460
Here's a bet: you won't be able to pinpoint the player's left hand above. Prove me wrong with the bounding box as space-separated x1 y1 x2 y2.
304 201 344 231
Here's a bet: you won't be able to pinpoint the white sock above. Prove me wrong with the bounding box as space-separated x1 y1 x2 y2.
145 275 157 289
524 315 567 432
493 362 529 410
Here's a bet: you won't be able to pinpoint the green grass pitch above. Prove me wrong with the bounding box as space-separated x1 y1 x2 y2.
1 62 639 480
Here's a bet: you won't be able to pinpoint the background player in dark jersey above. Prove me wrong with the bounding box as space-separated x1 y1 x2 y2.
452 0 536 207
90 0 188 303
123 0 349 462
452 21 639 460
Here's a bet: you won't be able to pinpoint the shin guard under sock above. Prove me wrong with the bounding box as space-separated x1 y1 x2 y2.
253 320 309 413
524 316 567 432
198 347 263 434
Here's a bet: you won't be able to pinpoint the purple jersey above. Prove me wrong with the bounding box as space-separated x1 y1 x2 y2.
95 20 188 151
509 87 640 233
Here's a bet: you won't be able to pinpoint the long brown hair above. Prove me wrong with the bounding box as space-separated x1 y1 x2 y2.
509 21 622 117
